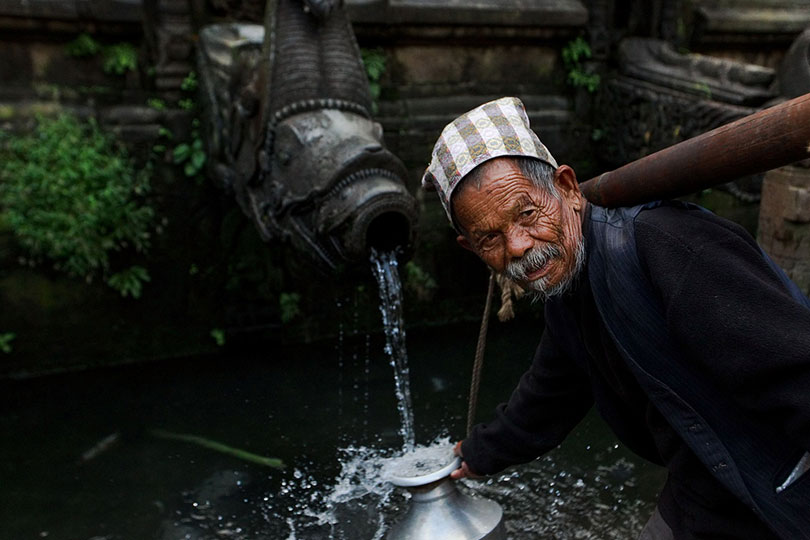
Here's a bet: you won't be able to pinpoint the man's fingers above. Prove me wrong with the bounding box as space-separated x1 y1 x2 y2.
450 460 482 480
450 462 468 479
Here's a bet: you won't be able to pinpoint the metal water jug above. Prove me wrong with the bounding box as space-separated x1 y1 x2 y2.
386 453 507 540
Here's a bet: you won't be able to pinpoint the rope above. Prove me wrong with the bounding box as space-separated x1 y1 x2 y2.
466 270 496 437
496 273 525 322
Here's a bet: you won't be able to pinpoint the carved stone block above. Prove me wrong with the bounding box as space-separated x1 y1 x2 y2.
758 165 810 295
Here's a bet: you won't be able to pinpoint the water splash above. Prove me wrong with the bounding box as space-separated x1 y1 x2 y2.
370 249 415 451
381 440 456 481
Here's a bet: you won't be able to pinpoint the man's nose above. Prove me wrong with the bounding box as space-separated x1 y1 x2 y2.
505 229 533 260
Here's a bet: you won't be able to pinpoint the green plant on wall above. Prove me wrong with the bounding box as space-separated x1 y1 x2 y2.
102 43 138 75
106 265 151 299
65 33 138 75
562 36 600 93
172 119 207 179
0 333 15 354
361 48 386 113
0 114 155 297
65 33 102 57
165 72 207 180
404 261 437 302
279 292 301 324
181 71 198 92
210 328 226 346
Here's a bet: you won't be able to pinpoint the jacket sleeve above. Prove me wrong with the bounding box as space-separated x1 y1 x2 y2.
636 208 810 453
461 323 594 475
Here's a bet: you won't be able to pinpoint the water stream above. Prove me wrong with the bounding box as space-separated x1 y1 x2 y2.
369 249 415 451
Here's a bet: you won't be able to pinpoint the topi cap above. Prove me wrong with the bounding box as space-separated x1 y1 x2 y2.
421 96 558 223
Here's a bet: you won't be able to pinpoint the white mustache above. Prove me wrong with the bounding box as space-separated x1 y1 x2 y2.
505 244 562 283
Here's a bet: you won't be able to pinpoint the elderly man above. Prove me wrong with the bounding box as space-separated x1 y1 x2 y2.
421 97 810 539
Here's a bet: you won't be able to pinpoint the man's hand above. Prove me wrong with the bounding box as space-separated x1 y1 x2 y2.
450 440 483 480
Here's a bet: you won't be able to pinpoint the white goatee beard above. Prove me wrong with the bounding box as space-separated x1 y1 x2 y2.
504 236 586 302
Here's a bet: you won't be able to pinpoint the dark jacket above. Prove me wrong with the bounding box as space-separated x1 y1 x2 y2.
462 202 810 539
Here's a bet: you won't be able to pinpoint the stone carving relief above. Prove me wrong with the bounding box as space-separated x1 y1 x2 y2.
597 37 781 201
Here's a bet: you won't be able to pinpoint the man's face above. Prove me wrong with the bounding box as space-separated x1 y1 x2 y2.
453 158 586 298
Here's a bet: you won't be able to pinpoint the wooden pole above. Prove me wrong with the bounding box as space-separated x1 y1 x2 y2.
580 93 810 207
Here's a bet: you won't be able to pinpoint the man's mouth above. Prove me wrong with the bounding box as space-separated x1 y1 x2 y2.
525 261 551 282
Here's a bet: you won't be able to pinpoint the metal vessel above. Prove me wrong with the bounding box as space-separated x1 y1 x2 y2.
386 454 506 540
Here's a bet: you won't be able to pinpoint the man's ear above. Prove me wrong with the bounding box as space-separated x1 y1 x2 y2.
553 165 582 209
457 234 475 252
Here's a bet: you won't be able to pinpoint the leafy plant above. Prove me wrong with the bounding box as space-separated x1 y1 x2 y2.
0 113 154 297
210 328 226 346
106 266 150 298
151 429 284 469
361 48 386 113
148 98 166 110
0 333 15 354
181 71 198 92
279 292 301 324
562 37 600 93
693 81 712 100
404 261 438 302
102 43 138 75
66 33 102 57
66 33 138 76
173 135 206 178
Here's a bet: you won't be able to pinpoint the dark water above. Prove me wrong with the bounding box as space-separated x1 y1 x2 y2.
0 314 664 539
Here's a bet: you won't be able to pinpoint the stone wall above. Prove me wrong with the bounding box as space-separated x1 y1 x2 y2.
758 166 810 295
0 0 808 377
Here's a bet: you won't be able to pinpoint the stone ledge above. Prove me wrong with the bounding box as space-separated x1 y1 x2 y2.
689 0 810 45
0 0 142 22
346 0 587 27
696 5 810 35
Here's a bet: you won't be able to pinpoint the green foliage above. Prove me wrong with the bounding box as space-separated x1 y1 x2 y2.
279 292 301 324
151 429 284 469
693 81 712 99
173 136 206 178
102 43 138 75
0 113 154 297
404 261 438 302
66 33 137 76
66 33 102 57
148 98 166 111
210 328 226 346
106 266 150 298
170 82 207 179
361 48 386 112
0 333 15 354
181 71 198 92
562 37 600 93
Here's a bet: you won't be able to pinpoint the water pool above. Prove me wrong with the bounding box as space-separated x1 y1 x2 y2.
0 318 665 539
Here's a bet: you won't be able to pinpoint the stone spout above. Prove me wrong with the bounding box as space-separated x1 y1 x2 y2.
197 0 418 270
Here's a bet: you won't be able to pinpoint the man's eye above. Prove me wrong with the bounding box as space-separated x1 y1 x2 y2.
480 234 499 249
520 208 536 218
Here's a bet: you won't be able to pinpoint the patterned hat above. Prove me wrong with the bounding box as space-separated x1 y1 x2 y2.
421 96 558 223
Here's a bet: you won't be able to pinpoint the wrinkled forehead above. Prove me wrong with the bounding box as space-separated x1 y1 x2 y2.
452 158 547 228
